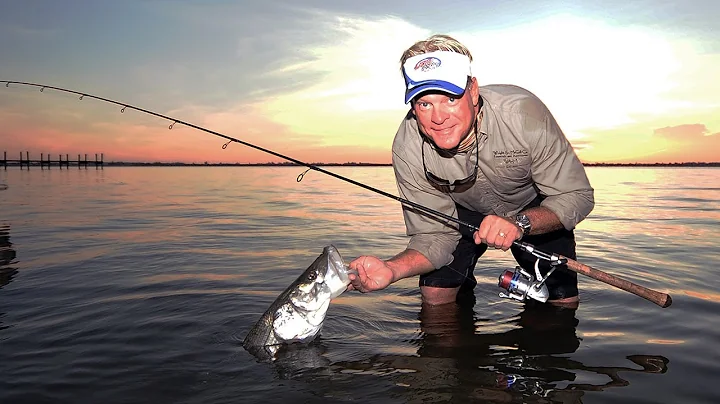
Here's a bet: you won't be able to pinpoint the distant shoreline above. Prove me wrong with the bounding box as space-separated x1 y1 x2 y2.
101 161 720 167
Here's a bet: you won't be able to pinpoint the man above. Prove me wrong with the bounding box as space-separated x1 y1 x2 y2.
347 34 594 306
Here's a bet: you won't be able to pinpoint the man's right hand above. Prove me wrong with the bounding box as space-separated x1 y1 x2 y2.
347 255 395 293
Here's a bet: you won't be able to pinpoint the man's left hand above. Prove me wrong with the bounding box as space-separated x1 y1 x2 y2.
473 215 523 250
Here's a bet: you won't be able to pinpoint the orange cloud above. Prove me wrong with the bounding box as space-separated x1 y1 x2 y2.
649 123 720 162
576 115 720 164
653 123 717 140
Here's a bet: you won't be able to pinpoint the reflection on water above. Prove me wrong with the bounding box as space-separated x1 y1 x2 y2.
0 223 17 332
417 300 581 357
0 223 17 289
269 301 668 403
411 302 667 402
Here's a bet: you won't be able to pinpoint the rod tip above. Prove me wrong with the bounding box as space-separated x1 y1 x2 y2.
662 295 673 308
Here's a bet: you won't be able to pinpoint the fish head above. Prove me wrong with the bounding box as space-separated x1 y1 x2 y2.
290 245 351 309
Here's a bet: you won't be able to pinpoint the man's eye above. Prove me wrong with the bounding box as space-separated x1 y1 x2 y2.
448 97 457 103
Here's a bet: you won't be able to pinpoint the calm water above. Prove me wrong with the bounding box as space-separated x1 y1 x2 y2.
0 166 718 404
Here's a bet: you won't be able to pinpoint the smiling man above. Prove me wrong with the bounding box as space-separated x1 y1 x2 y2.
348 34 595 306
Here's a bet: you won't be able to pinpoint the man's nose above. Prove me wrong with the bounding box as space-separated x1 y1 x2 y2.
431 106 449 124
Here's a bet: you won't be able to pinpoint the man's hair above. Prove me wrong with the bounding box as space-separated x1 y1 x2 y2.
399 34 473 77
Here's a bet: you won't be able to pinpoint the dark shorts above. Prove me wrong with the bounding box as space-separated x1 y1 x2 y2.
418 197 578 301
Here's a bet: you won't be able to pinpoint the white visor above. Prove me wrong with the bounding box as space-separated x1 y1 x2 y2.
402 50 471 104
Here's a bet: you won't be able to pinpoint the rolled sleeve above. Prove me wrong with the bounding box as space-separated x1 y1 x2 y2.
393 150 461 269
527 112 595 230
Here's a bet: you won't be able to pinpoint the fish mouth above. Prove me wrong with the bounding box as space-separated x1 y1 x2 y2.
324 245 352 298
326 245 345 274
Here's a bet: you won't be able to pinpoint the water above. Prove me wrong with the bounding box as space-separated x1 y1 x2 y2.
0 166 718 404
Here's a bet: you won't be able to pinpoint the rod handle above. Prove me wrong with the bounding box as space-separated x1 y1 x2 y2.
563 256 672 308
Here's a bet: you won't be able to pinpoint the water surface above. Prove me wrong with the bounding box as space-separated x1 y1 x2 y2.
0 166 718 403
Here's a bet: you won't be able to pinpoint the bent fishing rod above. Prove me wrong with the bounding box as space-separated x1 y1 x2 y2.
1 80 672 308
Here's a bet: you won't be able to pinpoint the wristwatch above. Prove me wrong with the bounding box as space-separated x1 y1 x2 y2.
515 213 532 236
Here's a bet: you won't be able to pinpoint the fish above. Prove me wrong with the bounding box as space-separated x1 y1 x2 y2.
242 245 353 360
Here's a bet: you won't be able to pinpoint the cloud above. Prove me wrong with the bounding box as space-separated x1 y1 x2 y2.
570 141 592 151
578 118 720 163
256 13 718 149
451 15 692 134
653 124 711 140
256 14 429 151
263 14 427 110
647 123 720 161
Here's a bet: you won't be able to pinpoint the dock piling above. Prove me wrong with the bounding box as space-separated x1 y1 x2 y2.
2 151 104 169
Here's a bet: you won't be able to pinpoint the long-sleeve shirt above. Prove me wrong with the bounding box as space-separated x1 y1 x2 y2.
391 84 595 269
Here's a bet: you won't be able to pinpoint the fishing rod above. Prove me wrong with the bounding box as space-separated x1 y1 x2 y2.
0 80 672 308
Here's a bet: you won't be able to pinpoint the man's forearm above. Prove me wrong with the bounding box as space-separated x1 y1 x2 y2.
385 249 436 283
520 206 564 235
537 189 594 230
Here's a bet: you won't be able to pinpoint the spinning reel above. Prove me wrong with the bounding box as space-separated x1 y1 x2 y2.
497 242 568 303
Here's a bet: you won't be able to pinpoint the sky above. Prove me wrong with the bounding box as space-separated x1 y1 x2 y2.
0 0 718 164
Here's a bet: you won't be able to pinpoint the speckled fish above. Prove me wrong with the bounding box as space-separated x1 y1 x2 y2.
242 245 354 360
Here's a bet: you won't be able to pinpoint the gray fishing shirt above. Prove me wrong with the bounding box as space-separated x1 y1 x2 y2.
392 84 595 269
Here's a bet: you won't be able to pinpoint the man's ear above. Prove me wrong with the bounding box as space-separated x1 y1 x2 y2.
405 108 415 120
470 77 480 107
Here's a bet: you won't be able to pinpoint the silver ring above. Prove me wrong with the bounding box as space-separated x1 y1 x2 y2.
499 232 506 238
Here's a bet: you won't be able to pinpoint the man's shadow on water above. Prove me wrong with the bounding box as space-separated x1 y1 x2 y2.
264 300 669 403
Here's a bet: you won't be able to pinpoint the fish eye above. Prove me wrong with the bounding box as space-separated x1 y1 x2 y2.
307 272 316 281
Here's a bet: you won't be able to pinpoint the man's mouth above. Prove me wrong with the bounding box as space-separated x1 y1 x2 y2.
432 125 456 135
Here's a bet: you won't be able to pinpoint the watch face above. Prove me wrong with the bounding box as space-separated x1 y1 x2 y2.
516 214 531 232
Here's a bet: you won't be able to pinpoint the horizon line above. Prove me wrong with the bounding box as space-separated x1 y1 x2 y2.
94 161 720 167
2 152 719 167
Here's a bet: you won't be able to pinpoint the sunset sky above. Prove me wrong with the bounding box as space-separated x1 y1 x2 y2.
1 0 718 164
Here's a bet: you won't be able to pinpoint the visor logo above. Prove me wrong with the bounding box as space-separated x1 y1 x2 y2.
414 57 441 72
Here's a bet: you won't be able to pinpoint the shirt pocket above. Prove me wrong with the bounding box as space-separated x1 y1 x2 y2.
492 159 532 193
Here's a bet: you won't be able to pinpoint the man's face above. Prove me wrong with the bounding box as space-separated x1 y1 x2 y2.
412 78 480 150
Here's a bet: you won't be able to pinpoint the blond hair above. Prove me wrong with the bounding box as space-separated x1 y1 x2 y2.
399 34 473 76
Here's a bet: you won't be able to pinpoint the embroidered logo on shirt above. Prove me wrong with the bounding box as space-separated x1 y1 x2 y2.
493 149 529 158
493 149 529 168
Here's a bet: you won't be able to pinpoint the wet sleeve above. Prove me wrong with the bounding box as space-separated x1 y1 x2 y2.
526 111 595 230
392 149 461 269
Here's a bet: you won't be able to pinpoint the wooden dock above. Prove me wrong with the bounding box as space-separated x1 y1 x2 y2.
2 152 104 169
